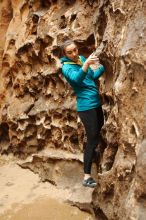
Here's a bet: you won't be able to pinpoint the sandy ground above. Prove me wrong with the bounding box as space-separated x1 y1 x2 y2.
0 155 93 220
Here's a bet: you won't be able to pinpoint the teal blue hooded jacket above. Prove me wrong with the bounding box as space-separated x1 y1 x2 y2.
60 55 105 112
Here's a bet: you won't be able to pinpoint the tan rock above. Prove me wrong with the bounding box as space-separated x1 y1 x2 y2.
0 0 146 219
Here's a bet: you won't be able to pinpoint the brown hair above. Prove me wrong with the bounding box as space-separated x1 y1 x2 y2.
61 40 76 56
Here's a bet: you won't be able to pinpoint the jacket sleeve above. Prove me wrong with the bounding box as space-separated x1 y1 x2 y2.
93 65 105 79
62 65 86 84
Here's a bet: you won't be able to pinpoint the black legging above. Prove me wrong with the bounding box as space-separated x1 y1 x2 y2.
78 106 104 174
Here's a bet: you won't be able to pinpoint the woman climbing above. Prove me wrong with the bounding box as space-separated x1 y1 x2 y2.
60 40 105 188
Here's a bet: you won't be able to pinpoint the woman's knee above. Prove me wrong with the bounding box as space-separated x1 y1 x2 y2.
87 133 99 146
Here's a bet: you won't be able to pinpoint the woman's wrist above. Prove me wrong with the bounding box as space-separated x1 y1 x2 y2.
82 61 89 72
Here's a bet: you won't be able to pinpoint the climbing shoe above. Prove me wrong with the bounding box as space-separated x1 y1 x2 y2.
82 177 97 188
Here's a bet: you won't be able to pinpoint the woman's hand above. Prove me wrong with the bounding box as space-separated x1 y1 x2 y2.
82 54 99 72
86 54 99 65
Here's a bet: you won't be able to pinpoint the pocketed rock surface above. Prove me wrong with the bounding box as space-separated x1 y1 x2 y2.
0 0 146 219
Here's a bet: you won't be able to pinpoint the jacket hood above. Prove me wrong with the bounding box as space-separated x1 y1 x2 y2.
60 56 74 64
60 55 84 64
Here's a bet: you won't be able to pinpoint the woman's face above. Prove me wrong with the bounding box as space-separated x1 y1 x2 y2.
64 43 79 62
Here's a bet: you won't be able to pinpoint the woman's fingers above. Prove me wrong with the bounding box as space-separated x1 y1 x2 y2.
90 57 99 61
88 54 99 61
85 54 99 66
88 56 99 64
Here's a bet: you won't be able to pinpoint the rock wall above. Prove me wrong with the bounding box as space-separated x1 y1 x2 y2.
0 0 146 219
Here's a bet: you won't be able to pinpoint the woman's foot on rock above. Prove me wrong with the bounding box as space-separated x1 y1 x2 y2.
82 177 97 188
